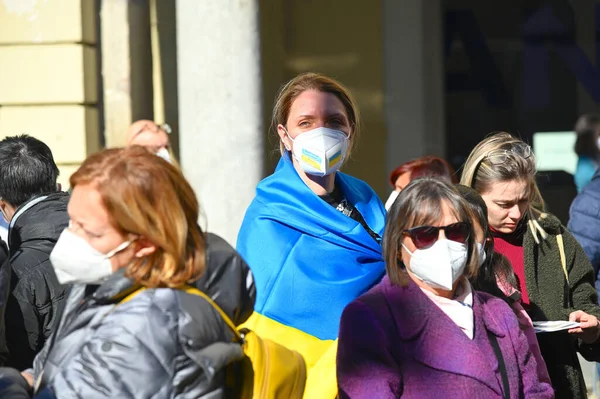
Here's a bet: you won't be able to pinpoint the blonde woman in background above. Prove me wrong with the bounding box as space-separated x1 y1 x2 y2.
126 119 178 166
461 132 600 398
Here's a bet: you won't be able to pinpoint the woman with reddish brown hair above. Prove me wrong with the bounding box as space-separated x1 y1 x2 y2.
384 156 457 210
7 146 253 398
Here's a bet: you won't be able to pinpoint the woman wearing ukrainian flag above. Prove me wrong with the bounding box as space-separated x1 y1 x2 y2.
237 72 386 398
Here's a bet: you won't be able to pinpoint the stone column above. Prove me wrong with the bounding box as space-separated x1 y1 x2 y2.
100 0 153 148
176 0 264 245
382 0 446 177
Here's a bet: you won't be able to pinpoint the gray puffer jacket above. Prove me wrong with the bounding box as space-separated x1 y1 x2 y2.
28 233 255 399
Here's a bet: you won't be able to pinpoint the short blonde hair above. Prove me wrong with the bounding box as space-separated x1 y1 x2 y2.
460 132 544 221
271 72 360 157
70 146 205 288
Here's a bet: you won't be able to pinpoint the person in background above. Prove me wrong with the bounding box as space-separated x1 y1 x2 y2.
568 165 600 388
126 119 177 165
456 184 550 384
385 155 457 210
337 178 553 398
237 72 386 398
0 135 69 370
461 131 600 398
573 113 600 192
569 166 600 296
16 146 250 398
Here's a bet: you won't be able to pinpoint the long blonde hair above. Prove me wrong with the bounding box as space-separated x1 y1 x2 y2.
271 72 361 157
460 132 547 240
70 146 205 288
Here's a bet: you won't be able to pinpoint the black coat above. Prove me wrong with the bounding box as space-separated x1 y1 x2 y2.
5 192 70 370
0 240 10 366
198 232 256 325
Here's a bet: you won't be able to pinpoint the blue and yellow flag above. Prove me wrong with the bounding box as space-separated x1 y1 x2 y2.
237 155 385 397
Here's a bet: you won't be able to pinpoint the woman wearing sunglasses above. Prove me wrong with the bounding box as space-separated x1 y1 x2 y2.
461 132 600 398
337 178 553 399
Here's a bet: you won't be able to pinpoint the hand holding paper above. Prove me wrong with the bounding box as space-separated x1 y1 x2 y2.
568 310 600 344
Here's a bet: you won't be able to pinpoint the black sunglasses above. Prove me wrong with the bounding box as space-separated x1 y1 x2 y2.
402 222 470 250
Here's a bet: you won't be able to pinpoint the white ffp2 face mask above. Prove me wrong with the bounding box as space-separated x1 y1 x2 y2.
402 239 468 290
385 190 400 211
476 242 487 267
286 127 349 176
50 229 134 285
156 148 172 164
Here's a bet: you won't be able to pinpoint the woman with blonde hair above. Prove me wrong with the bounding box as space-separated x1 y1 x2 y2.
126 119 178 166
6 146 252 398
461 132 600 398
237 72 386 397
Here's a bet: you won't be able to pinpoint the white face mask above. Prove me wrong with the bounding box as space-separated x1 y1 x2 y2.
285 127 349 176
50 229 134 285
0 205 8 224
402 239 468 290
385 190 400 211
476 242 487 267
156 148 172 164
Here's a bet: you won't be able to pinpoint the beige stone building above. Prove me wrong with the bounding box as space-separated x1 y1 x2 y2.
0 0 446 245
0 0 597 247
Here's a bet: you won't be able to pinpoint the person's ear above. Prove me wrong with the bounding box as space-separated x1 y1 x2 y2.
397 250 406 269
277 124 292 151
0 200 16 223
133 237 156 258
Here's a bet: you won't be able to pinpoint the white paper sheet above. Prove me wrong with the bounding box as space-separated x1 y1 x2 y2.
532 321 581 333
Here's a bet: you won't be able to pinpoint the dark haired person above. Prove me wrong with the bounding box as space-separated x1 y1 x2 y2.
0 135 69 370
574 114 600 192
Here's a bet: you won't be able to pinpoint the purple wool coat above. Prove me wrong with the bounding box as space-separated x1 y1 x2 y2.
337 277 554 399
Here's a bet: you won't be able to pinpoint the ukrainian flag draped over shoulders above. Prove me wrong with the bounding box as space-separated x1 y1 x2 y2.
236 155 385 398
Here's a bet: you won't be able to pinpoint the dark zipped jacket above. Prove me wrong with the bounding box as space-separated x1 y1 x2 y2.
5 192 70 370
0 239 10 366
569 167 600 294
